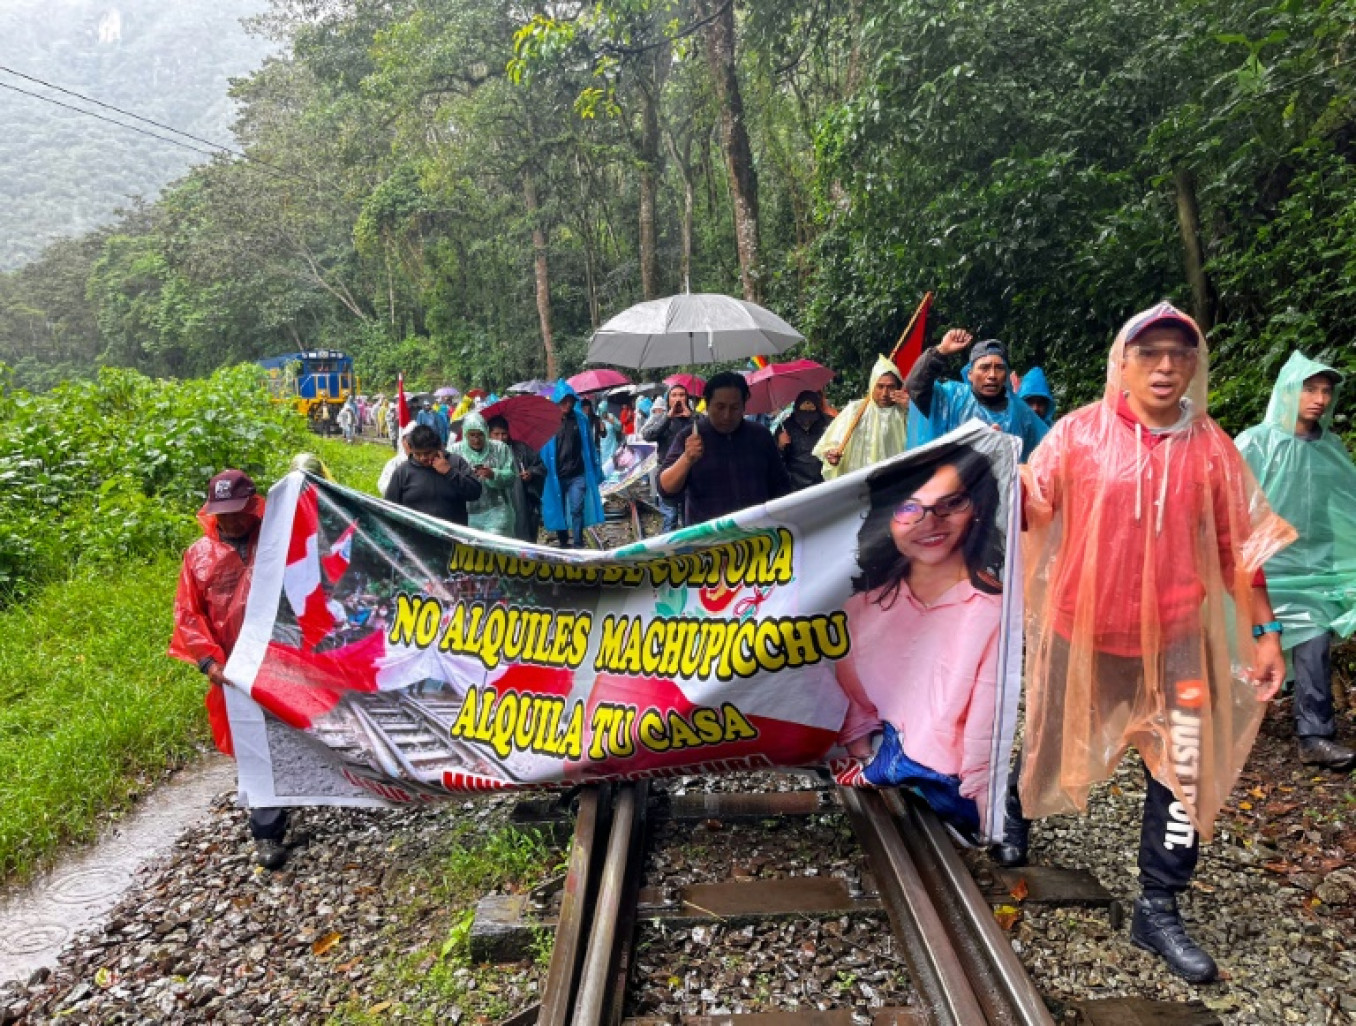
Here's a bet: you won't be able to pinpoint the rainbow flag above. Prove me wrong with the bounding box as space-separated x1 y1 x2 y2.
748 355 770 370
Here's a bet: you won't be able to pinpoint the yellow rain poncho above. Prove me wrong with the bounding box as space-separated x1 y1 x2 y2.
1019 303 1295 841
1236 353 1356 648
812 355 909 480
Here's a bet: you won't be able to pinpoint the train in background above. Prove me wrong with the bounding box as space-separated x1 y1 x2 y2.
258 350 358 431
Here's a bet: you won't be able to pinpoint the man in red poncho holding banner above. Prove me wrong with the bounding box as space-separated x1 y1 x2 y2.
168 469 292 871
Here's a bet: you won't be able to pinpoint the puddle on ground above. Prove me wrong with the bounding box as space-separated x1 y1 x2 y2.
0 755 236 985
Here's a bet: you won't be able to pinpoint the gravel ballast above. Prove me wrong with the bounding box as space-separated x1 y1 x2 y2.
1 699 1352 1025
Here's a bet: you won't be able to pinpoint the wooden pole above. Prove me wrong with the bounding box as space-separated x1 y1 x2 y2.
832 292 933 455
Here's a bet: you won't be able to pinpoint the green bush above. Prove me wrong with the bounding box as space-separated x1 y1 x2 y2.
0 363 308 599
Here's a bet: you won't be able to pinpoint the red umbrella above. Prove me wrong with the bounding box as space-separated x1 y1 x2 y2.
662 372 706 398
744 360 834 416
568 368 632 394
466 387 489 401
477 394 561 452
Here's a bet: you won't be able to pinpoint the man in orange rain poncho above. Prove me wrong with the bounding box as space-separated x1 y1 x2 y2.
168 469 291 871
1009 302 1295 983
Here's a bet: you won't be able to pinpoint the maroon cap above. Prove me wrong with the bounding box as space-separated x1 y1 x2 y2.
204 469 258 514
1123 301 1201 346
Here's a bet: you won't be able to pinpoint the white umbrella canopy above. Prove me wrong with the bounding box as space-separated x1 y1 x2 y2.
587 292 804 370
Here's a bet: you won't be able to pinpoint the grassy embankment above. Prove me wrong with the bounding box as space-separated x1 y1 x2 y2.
0 431 390 883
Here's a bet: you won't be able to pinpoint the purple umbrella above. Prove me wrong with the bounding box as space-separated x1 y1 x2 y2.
434 386 460 399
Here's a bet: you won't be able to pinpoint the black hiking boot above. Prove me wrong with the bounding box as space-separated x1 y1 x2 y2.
255 838 288 871
1130 895 1218 983
1298 737 1356 773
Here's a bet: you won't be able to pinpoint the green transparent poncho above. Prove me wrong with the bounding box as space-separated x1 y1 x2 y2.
1236 352 1356 648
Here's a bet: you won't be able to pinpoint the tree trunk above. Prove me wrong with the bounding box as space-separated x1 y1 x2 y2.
637 50 666 300
664 129 696 292
1173 167 1215 333
699 0 761 303
574 153 602 328
523 170 557 380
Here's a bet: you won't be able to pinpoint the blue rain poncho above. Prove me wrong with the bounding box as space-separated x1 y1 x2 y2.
906 350 1048 460
540 380 605 534
453 411 518 538
596 399 622 467
1235 352 1356 649
1016 366 1057 427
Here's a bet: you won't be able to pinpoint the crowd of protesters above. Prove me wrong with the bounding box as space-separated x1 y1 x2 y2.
173 301 1354 989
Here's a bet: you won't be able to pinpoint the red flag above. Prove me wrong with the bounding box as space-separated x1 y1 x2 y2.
890 292 932 379
396 372 410 429
283 487 335 651
321 524 357 583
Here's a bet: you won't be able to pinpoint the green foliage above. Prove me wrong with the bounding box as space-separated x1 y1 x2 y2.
0 556 206 880
0 363 307 598
4 0 1356 437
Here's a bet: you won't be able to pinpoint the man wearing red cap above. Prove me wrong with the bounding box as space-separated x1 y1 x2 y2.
168 469 290 870
1002 302 1294 982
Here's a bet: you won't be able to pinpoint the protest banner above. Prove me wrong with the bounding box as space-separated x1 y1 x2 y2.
223 421 1023 840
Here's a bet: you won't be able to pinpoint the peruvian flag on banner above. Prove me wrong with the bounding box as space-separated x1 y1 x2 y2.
891 291 933 380
321 524 357 584
283 486 335 651
396 371 410 429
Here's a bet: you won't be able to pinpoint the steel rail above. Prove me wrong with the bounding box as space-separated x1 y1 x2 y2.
572 783 646 1026
839 787 988 1026
884 790 1055 1026
539 785 610 1026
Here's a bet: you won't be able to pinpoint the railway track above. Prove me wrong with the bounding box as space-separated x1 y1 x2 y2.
476 777 1223 1026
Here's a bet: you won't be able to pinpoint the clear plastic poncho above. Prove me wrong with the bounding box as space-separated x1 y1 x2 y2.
1236 352 1356 648
1019 304 1296 841
453 411 518 538
812 355 909 480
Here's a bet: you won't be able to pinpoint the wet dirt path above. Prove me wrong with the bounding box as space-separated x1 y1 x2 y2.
0 756 235 986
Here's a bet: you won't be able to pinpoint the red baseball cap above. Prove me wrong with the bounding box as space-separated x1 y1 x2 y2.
204 469 258 514
1123 301 1201 346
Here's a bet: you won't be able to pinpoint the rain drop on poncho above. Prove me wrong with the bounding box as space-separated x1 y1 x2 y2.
1019 303 1295 841
453 411 518 538
812 355 909 480
1235 352 1356 648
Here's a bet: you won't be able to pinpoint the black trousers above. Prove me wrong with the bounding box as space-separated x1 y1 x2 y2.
1292 633 1336 739
249 807 289 842
1011 635 1201 899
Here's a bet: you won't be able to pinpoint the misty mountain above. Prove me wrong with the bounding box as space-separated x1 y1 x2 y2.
0 0 275 270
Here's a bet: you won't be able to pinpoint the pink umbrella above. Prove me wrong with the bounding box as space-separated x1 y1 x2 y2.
568 368 632 394
744 360 834 416
477 394 562 452
662 373 706 398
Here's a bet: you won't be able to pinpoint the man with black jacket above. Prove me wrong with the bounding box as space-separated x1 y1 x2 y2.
777 390 835 490
382 423 482 524
658 371 792 525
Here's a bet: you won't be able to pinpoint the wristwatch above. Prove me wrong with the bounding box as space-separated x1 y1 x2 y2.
1252 620 1283 639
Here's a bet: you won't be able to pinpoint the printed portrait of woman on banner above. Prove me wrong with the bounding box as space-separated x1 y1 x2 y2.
836 442 1005 839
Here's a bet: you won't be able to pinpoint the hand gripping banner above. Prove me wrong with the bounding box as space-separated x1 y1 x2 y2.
223 421 1024 842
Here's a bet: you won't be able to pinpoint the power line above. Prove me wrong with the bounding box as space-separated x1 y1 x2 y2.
0 78 224 161
0 63 248 160
0 65 347 199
